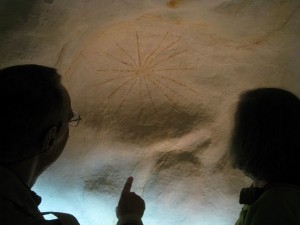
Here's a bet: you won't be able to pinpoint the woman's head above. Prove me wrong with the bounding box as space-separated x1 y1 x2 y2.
230 88 300 184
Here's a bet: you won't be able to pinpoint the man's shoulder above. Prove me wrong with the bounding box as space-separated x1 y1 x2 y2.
0 200 61 225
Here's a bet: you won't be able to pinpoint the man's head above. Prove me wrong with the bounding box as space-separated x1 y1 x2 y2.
229 88 300 184
0 64 72 166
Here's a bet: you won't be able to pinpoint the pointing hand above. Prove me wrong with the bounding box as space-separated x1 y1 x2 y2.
116 177 145 219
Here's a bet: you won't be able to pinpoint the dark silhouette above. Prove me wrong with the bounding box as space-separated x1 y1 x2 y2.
230 88 300 225
0 64 145 225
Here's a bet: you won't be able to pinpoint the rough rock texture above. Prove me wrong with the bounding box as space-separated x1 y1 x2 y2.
1 0 300 225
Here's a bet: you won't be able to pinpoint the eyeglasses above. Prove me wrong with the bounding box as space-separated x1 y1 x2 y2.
69 110 81 127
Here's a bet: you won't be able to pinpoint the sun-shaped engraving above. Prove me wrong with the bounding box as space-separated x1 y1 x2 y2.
95 32 200 119
64 30 206 143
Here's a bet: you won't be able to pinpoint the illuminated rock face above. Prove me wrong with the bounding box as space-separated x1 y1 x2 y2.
1 0 300 225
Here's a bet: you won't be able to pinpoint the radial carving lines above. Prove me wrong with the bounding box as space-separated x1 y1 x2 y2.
96 32 199 117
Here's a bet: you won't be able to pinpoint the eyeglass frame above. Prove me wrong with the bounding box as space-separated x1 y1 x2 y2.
69 110 81 127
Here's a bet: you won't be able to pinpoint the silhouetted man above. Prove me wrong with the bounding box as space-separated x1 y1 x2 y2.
0 64 145 225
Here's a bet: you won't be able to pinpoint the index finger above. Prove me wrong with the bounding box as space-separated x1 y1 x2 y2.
122 177 133 194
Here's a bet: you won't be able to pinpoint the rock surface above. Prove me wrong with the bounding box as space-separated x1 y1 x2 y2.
1 0 300 224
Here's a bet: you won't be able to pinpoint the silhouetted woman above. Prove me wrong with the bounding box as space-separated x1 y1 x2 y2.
230 88 300 225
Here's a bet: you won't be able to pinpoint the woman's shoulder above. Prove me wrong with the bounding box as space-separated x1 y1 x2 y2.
261 184 300 201
244 184 300 225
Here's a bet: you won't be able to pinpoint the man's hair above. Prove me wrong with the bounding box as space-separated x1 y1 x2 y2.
0 64 64 164
229 88 300 185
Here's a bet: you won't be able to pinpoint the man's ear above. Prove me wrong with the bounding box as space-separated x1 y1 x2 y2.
42 126 57 152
